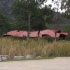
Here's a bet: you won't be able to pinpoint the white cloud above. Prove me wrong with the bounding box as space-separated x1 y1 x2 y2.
43 0 65 13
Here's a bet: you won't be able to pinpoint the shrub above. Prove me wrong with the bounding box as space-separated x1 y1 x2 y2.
42 35 54 42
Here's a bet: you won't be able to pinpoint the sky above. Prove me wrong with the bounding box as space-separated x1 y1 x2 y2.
43 0 65 13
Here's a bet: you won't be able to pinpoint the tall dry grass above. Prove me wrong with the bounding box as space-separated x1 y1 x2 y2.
0 37 70 58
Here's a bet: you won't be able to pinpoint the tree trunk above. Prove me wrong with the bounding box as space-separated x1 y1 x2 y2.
38 30 40 37
27 13 31 40
54 31 57 42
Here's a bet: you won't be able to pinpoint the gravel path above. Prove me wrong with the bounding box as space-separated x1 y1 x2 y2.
0 57 70 70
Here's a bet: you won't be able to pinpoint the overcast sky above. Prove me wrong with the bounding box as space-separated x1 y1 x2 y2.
43 0 65 13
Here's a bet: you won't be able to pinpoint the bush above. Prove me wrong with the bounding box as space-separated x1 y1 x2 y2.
42 35 54 42
64 24 70 40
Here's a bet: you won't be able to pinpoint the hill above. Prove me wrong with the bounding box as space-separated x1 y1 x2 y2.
0 0 13 21
0 0 70 25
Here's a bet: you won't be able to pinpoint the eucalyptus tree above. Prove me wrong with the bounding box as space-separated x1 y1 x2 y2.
51 0 62 41
49 0 70 41
31 5 53 36
12 0 48 39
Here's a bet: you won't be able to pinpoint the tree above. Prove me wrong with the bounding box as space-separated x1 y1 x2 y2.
12 0 49 39
50 0 70 41
51 0 70 12
0 12 10 35
61 0 70 18
41 5 53 24
51 0 62 41
64 24 70 40
31 5 53 36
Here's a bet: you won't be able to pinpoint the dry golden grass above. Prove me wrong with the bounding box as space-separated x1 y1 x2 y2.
0 37 70 58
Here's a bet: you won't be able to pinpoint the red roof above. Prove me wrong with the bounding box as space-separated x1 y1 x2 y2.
60 32 68 36
17 31 27 37
40 29 60 38
3 29 68 38
6 30 18 36
29 31 42 37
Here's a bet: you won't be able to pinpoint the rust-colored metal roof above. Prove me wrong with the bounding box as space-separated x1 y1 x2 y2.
6 30 18 36
60 32 68 36
29 31 42 37
3 29 68 38
30 31 38 37
17 31 27 37
40 29 60 38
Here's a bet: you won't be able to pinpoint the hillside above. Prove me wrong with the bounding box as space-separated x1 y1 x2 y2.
0 0 70 24
0 0 13 21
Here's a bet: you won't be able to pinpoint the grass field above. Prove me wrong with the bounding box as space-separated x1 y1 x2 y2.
0 37 70 58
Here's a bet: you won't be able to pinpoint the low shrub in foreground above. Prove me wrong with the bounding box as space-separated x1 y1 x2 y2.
0 37 70 58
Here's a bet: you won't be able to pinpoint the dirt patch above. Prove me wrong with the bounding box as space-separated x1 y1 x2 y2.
0 57 70 70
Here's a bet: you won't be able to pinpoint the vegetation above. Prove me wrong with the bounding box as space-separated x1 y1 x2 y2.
0 0 70 59
12 0 53 39
0 37 70 59
61 0 70 17
64 24 70 40
0 12 11 35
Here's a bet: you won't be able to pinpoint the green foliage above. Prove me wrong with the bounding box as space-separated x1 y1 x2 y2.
12 0 38 30
14 21 29 30
64 24 70 32
41 5 53 23
12 0 38 19
61 0 70 18
0 12 10 35
31 6 53 30
12 0 53 31
42 35 54 42
64 24 70 40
